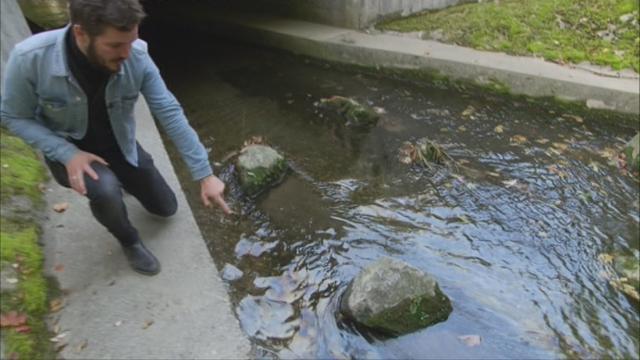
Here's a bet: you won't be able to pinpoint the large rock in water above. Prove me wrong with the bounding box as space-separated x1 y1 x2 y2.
236 145 288 196
623 133 639 174
340 257 452 336
319 96 379 128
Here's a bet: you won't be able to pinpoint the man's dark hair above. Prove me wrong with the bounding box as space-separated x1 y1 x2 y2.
69 0 146 36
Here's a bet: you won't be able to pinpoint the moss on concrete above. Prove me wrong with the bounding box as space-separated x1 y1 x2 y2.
0 128 53 359
378 0 640 73
0 129 47 203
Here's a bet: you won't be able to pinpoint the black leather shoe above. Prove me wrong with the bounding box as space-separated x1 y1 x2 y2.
122 242 161 276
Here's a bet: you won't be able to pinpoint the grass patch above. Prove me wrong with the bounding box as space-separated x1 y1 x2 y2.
378 0 640 72
1 128 53 359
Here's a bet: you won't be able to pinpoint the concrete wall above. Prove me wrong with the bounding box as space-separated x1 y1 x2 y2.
1 0 32 95
160 0 463 29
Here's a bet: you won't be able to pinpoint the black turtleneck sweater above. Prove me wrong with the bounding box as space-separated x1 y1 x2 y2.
65 28 120 155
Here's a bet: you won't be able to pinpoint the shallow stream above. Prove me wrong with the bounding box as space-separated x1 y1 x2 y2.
145 26 639 359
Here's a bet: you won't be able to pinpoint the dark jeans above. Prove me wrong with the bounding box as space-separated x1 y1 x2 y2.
46 143 177 246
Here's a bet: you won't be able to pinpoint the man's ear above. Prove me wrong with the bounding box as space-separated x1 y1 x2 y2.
72 24 90 48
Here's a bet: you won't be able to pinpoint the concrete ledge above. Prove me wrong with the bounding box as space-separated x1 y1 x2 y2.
42 98 251 359
159 11 639 115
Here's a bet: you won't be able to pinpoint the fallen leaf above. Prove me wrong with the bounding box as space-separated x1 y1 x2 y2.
536 138 550 144
458 334 482 347
562 114 584 123
589 162 601 172
552 142 569 152
373 106 386 114
598 253 614 264
114 320 123 327
50 332 67 343
50 298 65 313
142 320 154 329
487 172 501 177
547 165 568 179
0 312 27 328
503 179 518 188
15 325 31 334
510 135 528 145
75 339 88 353
53 202 69 213
494 125 504 133
458 126 467 132
54 264 64 272
461 105 475 118
597 147 618 161
38 183 47 192
53 324 61 334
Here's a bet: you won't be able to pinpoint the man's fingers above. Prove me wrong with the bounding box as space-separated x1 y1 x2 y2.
84 165 99 181
70 173 86 195
91 154 109 166
213 195 233 215
201 192 212 208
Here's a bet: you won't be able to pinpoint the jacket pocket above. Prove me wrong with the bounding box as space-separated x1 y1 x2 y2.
121 94 139 118
38 99 69 129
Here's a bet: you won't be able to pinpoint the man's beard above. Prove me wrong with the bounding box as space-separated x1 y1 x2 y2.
86 38 122 74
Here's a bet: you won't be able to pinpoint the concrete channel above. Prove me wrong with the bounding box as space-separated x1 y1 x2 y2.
149 7 639 116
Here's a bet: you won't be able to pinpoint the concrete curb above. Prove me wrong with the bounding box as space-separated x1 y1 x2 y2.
42 98 251 359
160 11 639 116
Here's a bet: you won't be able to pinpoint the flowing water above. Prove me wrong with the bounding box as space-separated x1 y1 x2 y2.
144 25 639 359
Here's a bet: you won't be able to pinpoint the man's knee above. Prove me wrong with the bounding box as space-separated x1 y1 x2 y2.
84 165 122 202
150 192 178 218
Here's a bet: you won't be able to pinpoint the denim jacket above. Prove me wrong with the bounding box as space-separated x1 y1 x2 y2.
0 26 212 181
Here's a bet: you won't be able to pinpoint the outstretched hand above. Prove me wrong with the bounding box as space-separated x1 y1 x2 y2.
65 150 109 195
200 175 233 215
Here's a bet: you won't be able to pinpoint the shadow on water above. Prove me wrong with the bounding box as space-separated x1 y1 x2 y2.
141 22 639 359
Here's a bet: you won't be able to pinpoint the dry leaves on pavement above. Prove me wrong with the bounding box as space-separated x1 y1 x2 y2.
53 202 69 213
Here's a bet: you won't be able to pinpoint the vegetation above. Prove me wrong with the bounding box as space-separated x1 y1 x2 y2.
0 128 53 359
378 0 640 73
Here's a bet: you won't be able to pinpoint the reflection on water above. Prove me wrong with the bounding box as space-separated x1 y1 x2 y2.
145 25 639 359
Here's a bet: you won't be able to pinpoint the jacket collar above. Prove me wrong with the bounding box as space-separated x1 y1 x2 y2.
51 24 124 77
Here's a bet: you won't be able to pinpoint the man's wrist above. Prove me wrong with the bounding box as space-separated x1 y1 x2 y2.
199 174 215 184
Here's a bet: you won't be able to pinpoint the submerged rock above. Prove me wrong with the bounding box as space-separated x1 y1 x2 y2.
614 254 639 291
340 257 452 336
236 145 288 196
221 264 244 282
318 96 379 128
18 0 69 29
623 133 639 174
398 137 454 168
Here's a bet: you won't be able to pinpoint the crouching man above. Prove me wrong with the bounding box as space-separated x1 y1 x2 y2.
0 0 231 275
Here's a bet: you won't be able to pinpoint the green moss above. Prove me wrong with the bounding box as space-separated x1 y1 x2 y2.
378 0 640 73
0 222 48 315
0 129 48 203
363 285 453 336
239 157 288 196
0 128 54 359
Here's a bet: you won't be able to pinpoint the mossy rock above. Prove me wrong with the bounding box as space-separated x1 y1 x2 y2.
18 0 69 29
623 133 639 173
340 257 452 336
236 145 288 196
614 254 640 291
319 96 379 128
